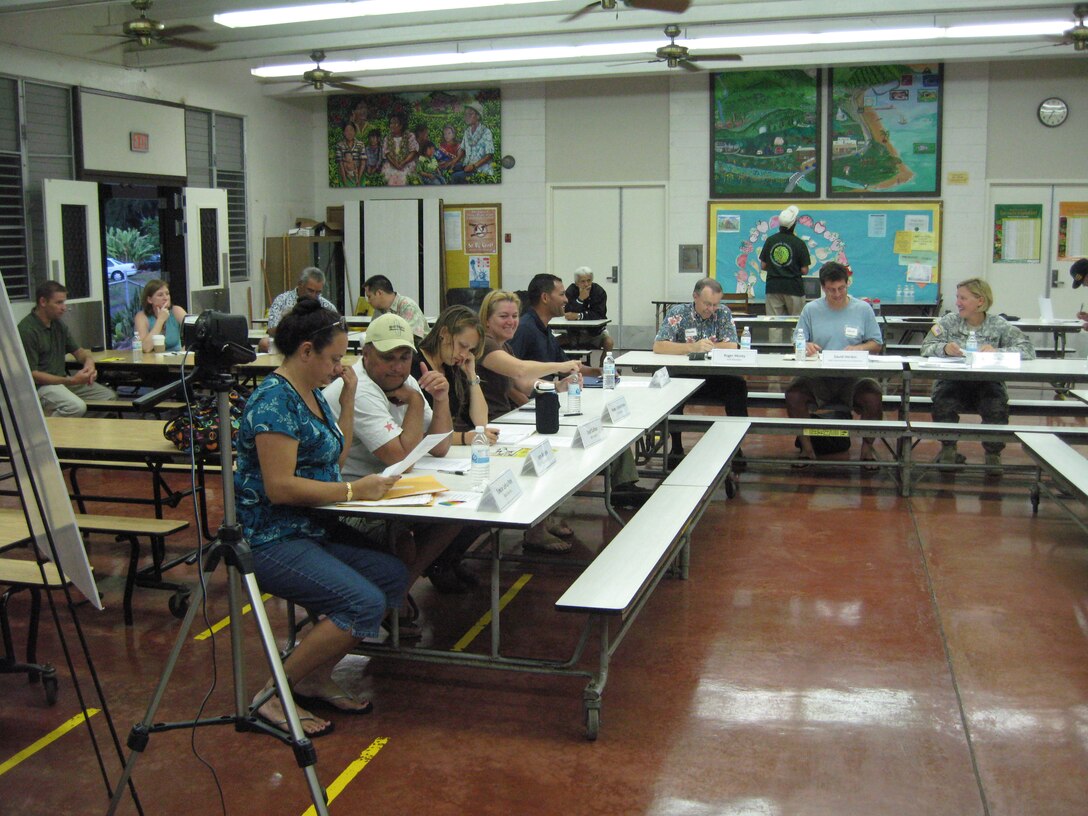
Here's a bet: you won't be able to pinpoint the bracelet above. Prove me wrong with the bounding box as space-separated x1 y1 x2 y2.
344 481 353 502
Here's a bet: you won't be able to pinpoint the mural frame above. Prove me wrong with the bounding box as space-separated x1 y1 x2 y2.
827 63 943 198
709 68 822 199
327 89 501 188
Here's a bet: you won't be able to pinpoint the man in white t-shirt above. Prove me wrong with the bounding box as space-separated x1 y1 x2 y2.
323 313 477 597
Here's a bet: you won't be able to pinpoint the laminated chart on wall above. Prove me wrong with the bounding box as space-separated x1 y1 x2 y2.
992 204 1042 263
708 199 941 303
1057 201 1088 260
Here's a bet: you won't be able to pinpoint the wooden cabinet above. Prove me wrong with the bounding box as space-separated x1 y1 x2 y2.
263 235 344 314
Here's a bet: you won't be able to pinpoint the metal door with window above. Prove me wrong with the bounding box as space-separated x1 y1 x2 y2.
549 185 666 348
184 187 229 314
41 178 105 348
987 183 1088 319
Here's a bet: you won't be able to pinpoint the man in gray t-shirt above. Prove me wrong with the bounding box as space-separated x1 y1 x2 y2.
785 262 884 464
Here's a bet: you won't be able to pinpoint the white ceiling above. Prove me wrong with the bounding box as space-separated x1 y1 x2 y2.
0 0 1083 94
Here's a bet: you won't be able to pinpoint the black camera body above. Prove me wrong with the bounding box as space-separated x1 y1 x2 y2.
687 351 707 361
183 311 255 370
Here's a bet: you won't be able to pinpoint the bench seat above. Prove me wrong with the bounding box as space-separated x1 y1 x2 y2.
1016 432 1088 536
0 556 67 705
0 509 190 625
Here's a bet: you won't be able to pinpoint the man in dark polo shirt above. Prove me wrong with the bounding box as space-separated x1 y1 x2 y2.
18 280 115 417
510 273 651 509
759 204 811 344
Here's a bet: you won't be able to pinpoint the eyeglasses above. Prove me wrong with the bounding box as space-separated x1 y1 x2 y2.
306 316 347 339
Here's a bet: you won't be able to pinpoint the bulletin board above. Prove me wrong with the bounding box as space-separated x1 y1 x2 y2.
440 202 502 291
708 200 941 304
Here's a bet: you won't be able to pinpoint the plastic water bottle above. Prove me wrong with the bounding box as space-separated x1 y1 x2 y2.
132 331 142 362
966 330 979 354
470 425 490 491
906 285 914 302
567 371 582 414
794 327 807 361
896 285 904 302
602 352 616 390
740 326 752 350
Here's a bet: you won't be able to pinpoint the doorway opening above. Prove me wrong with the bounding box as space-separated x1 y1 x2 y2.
99 183 183 349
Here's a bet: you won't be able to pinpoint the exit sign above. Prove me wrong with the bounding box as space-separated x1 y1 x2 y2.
130 132 149 153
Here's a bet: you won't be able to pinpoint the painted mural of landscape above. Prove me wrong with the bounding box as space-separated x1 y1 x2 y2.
710 69 820 198
829 64 941 195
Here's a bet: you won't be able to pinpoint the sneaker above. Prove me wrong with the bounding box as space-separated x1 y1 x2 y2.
523 530 573 554
984 452 1003 476
451 560 480 586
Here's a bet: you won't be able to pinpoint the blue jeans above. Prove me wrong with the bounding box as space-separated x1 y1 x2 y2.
252 536 408 640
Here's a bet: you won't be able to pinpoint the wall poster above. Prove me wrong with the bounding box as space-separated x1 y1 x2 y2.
1057 201 1088 259
828 64 942 197
993 204 1043 263
710 69 821 198
327 90 500 187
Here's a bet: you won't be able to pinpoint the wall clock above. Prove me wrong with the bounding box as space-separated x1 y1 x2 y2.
1038 97 1069 128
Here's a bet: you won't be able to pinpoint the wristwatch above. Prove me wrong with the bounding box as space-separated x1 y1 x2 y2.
470 375 481 385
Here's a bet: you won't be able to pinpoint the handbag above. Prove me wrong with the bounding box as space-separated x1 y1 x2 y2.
163 386 250 454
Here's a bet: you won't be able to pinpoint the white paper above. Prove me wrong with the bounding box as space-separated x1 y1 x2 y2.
1038 296 1054 320
904 215 929 232
433 491 482 508
443 211 463 251
412 456 471 474
490 424 534 444
524 434 575 448
868 213 887 238
381 431 452 476
618 380 652 388
341 494 437 507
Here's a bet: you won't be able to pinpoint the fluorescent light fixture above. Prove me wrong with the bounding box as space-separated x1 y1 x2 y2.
218 0 562 28
250 18 1072 79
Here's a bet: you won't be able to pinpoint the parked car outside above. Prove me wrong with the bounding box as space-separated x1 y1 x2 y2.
107 256 138 281
137 253 161 273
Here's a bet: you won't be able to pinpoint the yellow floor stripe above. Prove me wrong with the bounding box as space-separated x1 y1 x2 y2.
0 708 100 776
451 573 532 652
300 737 388 816
194 593 273 640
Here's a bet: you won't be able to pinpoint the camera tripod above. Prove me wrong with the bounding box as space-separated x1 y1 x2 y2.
107 372 330 816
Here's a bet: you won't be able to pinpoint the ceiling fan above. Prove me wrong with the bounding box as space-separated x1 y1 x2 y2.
565 0 691 23
627 24 742 71
104 0 215 52
297 51 370 93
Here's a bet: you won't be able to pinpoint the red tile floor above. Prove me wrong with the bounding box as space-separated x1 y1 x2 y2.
2 410 1087 815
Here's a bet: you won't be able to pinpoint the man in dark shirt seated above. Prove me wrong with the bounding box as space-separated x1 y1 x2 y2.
18 280 116 417
562 266 614 354
510 273 651 509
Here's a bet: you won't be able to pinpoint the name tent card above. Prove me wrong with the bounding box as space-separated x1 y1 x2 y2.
820 350 870 367
601 395 630 424
521 439 557 476
572 417 604 449
649 367 670 388
710 348 758 364
477 468 522 512
971 351 1022 370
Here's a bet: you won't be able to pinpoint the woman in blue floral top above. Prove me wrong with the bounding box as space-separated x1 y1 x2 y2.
236 298 408 737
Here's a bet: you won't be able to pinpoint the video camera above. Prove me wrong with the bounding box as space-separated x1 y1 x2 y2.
182 311 255 371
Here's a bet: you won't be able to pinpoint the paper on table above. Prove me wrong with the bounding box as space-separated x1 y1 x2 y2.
433 490 483 508
618 380 652 388
382 431 452 476
918 356 968 367
412 456 471 473
373 474 449 500
489 424 534 444
340 494 437 507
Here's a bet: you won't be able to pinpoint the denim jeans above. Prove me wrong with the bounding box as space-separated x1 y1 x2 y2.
252 536 408 640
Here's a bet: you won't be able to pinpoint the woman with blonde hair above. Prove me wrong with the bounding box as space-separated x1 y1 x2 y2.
478 289 583 552
919 277 1034 472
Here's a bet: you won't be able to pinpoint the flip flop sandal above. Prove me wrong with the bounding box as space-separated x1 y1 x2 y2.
254 708 336 738
545 516 574 538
